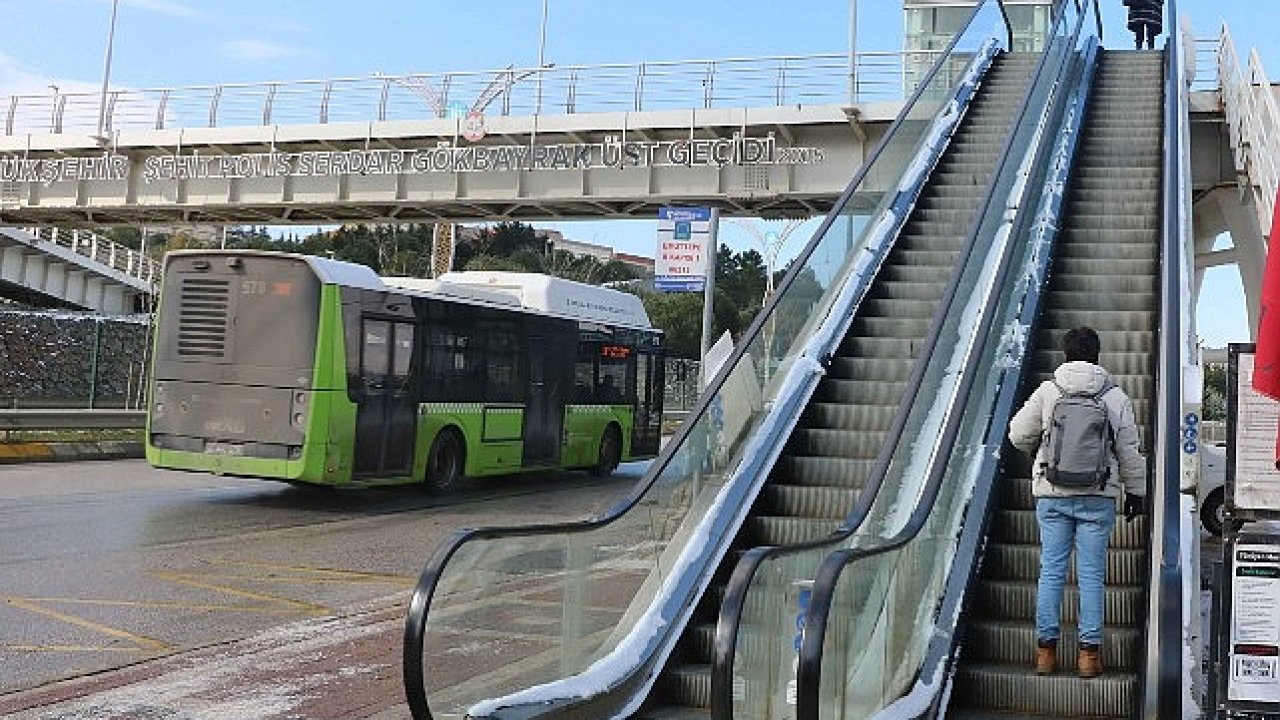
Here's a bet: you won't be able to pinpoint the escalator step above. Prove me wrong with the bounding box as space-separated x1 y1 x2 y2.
1033 329 1154 353
951 663 1136 717
759 484 860 518
826 356 915 382
849 316 935 339
867 280 953 301
1046 290 1156 312
971 580 1146 626
1036 309 1157 332
800 402 897 431
651 663 711 710
981 544 1147 585
749 514 845 545
772 455 876 487
989 509 1148 547
813 377 907 405
964 620 1141 667
788 428 886 458
1047 274 1157 294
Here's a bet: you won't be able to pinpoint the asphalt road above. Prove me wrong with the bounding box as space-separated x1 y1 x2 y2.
0 459 640 697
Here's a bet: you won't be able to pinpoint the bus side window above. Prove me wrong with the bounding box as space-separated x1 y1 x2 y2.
575 346 596 402
361 319 391 390
391 322 414 393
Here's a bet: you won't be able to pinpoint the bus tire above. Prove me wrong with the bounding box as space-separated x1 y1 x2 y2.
425 429 465 494
592 425 622 478
1200 486 1225 537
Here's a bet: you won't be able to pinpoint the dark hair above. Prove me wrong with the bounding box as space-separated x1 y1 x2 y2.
1062 327 1100 364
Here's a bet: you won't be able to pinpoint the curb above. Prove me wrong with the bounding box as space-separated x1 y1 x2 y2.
0 441 143 464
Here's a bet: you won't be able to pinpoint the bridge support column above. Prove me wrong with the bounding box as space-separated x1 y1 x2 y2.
1194 186 1267 338
1 246 26 285
43 261 67 300
84 276 106 313
65 269 86 307
101 285 125 315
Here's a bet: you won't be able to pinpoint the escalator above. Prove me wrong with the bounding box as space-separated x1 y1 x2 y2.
636 54 1039 720
947 50 1164 718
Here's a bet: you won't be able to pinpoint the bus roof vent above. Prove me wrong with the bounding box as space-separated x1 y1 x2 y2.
177 277 230 358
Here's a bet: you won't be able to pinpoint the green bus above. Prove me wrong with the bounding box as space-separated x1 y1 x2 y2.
146 250 665 491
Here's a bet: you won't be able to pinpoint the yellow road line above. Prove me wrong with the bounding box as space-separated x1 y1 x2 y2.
2 644 154 654
3 596 169 651
150 571 329 616
13 597 303 615
207 560 415 583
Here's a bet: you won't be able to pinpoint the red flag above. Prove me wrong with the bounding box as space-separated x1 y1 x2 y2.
1252 190 1280 400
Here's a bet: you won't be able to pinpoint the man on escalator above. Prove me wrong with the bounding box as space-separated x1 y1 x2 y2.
1008 326 1146 679
1122 0 1163 50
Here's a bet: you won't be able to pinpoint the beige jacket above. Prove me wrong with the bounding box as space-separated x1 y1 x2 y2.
1008 361 1146 499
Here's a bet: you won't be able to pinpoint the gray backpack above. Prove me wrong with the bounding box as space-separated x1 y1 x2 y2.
1042 380 1116 489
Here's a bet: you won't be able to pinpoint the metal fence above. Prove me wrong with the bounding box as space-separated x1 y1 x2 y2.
2 51 939 137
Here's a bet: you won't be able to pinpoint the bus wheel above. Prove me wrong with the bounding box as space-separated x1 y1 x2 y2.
1200 486 1225 537
425 429 464 493
592 425 622 478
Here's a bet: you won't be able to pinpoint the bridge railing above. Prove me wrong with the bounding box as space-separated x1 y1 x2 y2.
20 227 160 287
2 51 937 137
1216 24 1280 234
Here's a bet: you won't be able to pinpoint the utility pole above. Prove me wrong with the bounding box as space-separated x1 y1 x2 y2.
96 0 120 137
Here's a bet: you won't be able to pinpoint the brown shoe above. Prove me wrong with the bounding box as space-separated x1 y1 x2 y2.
1078 644 1103 678
1034 641 1057 675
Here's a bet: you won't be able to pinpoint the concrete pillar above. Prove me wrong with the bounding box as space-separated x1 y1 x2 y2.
43 261 67 300
1 246 26 284
84 276 105 312
65 269 86 307
102 285 125 315
1193 186 1268 337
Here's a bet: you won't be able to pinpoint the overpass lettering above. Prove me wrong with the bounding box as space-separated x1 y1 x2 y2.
1 131 824 189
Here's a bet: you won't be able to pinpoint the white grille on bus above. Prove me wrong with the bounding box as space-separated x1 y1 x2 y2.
177 277 230 358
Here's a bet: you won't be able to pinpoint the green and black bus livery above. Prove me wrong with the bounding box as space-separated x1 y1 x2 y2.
146 251 664 491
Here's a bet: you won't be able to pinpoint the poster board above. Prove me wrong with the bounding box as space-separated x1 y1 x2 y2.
1224 530 1280 713
1227 344 1280 521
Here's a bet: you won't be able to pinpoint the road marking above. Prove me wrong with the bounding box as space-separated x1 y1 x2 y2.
3 596 169 652
10 597 304 615
150 571 330 616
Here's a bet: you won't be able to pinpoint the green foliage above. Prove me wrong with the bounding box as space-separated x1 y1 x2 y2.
1203 363 1227 421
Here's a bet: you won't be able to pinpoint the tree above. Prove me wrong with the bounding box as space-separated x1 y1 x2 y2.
1203 363 1227 421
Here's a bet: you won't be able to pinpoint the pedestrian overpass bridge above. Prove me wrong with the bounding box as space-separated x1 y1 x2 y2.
0 22 1274 328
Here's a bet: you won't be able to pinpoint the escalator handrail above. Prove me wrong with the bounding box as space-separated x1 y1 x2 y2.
876 37 1103 719
713 6 1094 719
401 4 1018 718
791 4 1101 718
1150 0 1190 712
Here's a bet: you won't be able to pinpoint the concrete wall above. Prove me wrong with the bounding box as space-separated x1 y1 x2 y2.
0 310 151 408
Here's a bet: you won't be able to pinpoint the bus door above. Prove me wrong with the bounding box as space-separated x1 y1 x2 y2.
353 318 417 476
523 324 574 465
631 348 665 457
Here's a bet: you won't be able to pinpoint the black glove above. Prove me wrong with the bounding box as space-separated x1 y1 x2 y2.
1124 493 1145 522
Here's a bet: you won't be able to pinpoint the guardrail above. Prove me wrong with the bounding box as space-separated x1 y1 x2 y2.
0 408 145 431
1 51 939 137
1217 24 1280 234
19 226 160 287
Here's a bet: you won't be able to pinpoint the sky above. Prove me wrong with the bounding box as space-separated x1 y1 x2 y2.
0 0 1273 348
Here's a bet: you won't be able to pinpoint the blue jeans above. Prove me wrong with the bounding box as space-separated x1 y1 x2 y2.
1035 495 1117 647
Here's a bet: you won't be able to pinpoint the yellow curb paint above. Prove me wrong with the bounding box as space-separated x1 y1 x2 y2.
0 444 54 459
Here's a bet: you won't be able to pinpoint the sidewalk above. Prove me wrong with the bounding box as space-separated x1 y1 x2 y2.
0 595 413 720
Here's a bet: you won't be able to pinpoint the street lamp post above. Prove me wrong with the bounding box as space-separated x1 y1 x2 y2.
536 0 549 114
96 0 121 137
849 0 858 104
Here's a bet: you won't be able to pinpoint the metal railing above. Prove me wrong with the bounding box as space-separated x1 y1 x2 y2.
19 226 160 287
1216 24 1280 235
1 51 939 137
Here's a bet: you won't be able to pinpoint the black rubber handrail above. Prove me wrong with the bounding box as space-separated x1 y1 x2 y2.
710 4 1086 719
790 5 1100 718
401 5 1018 718
1153 0 1188 712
